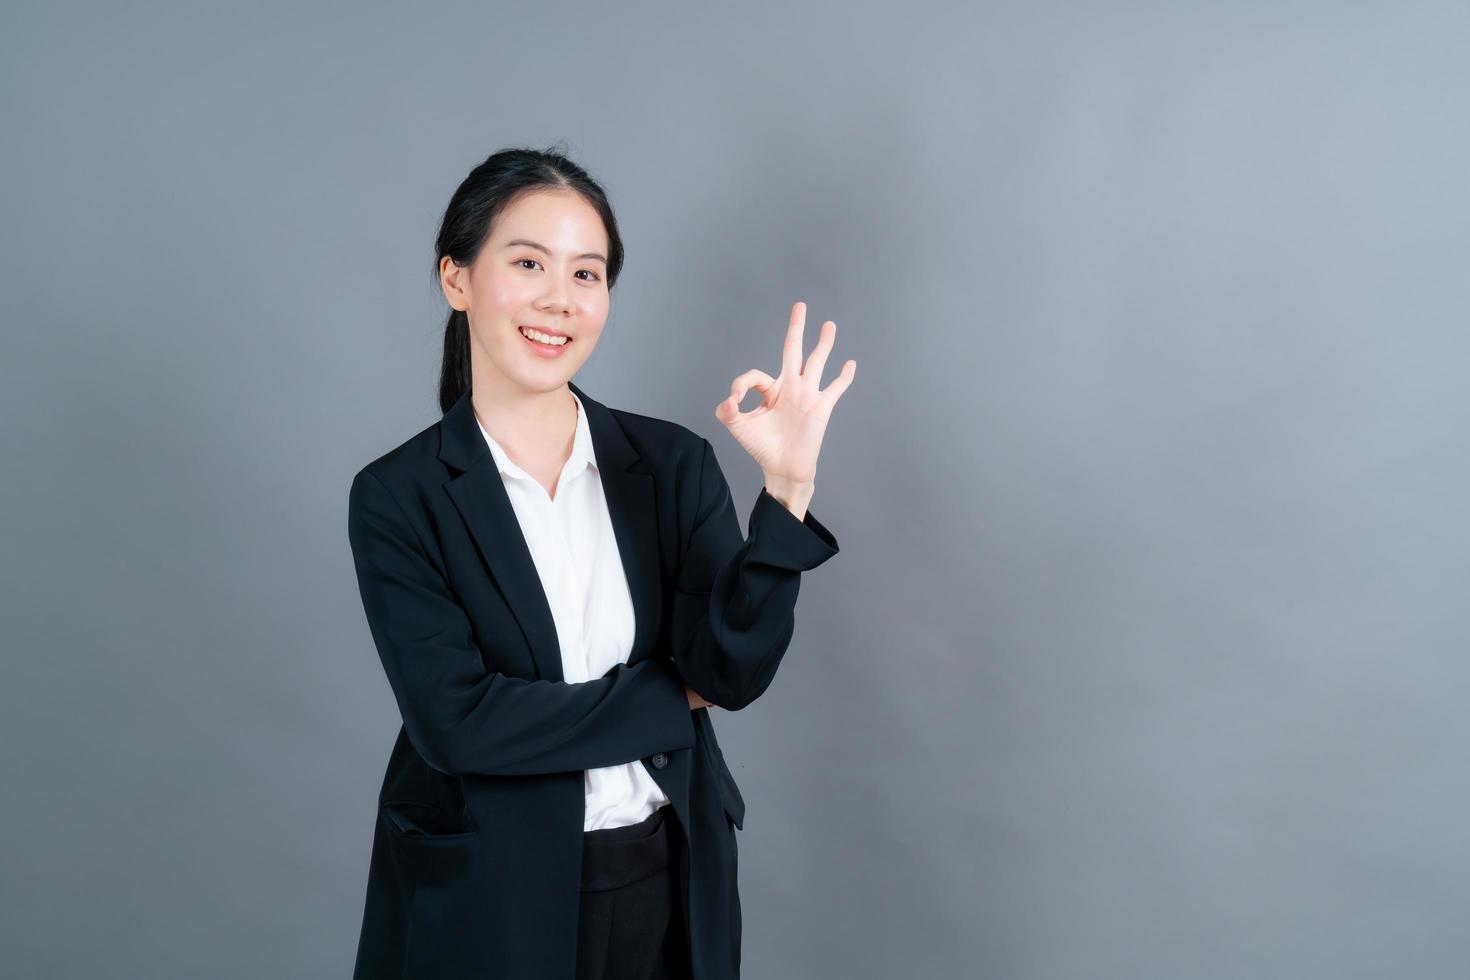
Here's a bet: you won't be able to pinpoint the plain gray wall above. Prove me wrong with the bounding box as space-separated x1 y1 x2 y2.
3 1 1467 977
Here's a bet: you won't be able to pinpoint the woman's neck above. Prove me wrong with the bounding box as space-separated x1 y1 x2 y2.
470 379 578 475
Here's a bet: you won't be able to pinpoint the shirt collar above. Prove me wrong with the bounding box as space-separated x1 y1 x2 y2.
475 389 598 482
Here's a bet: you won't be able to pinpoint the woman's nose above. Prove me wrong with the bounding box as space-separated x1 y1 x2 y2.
539 278 572 313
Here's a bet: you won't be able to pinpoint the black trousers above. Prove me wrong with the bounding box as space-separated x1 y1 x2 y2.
575 804 692 980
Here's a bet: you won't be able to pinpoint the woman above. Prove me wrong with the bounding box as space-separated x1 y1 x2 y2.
346 146 855 980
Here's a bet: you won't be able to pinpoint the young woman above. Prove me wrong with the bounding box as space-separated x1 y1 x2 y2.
347 146 855 980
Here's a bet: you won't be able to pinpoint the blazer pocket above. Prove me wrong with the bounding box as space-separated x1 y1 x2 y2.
380 799 479 843
715 757 746 831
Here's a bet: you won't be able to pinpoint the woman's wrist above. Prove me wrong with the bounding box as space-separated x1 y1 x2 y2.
762 476 815 521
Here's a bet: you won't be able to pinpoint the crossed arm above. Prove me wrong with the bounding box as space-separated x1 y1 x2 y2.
346 442 837 779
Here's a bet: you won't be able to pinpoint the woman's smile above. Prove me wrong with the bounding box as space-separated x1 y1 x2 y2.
518 324 574 357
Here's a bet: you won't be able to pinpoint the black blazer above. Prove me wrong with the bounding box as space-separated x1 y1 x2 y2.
346 380 839 979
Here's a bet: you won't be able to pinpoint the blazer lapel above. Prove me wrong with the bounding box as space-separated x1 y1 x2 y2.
572 381 663 670
436 381 663 683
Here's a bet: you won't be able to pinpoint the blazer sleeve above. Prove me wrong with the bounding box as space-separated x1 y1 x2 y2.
670 438 840 711
348 469 695 778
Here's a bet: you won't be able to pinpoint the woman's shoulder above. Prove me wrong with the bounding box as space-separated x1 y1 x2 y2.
349 413 445 505
349 391 712 508
606 403 705 456
600 401 727 494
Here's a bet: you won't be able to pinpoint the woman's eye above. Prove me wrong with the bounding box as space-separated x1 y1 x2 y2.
516 259 599 283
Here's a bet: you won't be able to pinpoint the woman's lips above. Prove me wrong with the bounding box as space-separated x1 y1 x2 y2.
519 325 572 357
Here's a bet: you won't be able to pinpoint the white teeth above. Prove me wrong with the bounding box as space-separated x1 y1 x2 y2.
520 326 569 346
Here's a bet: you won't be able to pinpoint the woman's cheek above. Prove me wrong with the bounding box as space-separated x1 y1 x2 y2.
490 284 523 315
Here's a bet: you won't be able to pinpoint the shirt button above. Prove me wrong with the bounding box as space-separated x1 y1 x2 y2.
651 752 668 770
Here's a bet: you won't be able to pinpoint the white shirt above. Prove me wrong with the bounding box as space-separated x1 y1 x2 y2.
474 389 671 832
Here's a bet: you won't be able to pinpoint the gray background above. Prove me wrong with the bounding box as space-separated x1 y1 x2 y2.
3 1 1467 977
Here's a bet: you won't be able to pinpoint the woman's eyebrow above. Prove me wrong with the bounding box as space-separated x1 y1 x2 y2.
502 238 607 264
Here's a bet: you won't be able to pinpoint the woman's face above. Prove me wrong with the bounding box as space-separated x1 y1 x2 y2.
441 188 611 397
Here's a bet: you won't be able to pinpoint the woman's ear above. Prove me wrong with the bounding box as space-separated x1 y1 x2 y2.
439 255 470 312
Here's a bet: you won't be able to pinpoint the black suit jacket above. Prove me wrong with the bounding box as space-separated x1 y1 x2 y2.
346 380 839 979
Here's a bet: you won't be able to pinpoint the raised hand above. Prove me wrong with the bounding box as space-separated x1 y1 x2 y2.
713 301 856 496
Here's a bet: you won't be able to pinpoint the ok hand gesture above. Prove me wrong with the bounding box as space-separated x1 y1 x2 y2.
714 301 856 499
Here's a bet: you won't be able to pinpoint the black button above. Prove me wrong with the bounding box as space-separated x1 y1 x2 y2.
651 752 668 770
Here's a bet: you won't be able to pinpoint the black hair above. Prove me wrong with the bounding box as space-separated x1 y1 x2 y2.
432 142 625 413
